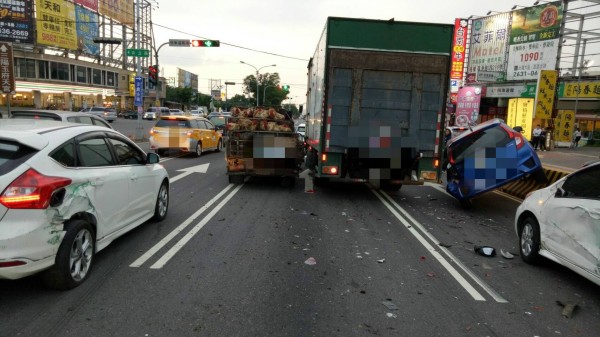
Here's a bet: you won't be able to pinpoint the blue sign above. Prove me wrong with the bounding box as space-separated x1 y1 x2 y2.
134 76 143 106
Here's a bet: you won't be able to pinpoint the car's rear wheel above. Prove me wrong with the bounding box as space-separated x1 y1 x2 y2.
519 215 541 264
195 142 203 157
153 181 169 221
42 220 95 290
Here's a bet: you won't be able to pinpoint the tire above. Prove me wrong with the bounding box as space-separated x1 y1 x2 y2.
195 142 202 157
229 175 245 185
153 181 169 221
216 139 223 152
519 215 541 264
42 220 95 290
381 180 402 191
460 199 472 210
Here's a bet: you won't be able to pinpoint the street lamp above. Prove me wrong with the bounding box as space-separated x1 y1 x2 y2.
240 61 276 106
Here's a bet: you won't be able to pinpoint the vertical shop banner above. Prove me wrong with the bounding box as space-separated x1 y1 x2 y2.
35 0 77 50
0 42 16 94
507 1 563 81
553 110 575 143
99 0 134 27
0 0 34 44
534 70 558 119
507 98 534 139
75 0 98 12
450 19 468 81
455 86 482 127
75 6 99 56
467 13 511 81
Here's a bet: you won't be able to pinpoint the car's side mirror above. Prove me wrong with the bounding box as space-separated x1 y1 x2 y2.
147 152 160 164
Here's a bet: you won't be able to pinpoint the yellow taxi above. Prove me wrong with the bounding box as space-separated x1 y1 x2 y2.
149 115 223 157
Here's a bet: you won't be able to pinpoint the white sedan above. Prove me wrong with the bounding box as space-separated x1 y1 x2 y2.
515 161 600 286
0 120 169 289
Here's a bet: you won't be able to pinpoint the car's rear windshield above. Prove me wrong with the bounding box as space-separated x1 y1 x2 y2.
297 126 305 132
451 126 511 162
155 119 191 128
10 113 61 121
209 117 226 126
0 141 37 175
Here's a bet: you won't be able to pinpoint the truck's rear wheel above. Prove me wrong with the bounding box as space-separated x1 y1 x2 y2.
229 175 244 184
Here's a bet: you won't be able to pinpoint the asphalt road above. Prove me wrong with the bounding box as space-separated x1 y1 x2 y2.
1 118 598 336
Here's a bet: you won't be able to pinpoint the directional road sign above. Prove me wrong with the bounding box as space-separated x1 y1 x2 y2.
134 76 143 107
126 49 150 57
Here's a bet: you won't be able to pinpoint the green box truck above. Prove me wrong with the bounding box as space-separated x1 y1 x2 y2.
304 17 454 190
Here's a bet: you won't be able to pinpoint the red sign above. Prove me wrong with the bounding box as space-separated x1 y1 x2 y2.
0 43 15 94
451 18 469 80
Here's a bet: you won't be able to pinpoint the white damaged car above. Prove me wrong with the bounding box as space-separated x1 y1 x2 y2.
0 120 169 289
515 161 600 286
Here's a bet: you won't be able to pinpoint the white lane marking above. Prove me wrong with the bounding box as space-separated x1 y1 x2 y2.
149 183 244 269
130 183 234 268
376 188 508 303
371 187 487 302
169 163 210 183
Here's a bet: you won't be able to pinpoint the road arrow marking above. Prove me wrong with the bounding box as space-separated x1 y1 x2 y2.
169 163 210 183
299 169 314 193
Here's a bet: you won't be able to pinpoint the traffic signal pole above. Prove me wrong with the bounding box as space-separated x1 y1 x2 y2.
153 42 169 108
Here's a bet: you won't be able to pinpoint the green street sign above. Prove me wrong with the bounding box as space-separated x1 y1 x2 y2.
126 49 150 57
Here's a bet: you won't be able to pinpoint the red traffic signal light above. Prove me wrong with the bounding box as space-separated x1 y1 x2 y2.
190 40 220 47
148 65 158 85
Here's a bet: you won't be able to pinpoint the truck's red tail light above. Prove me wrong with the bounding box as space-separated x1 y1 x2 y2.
433 158 440 168
0 169 72 209
322 166 338 175
321 153 327 162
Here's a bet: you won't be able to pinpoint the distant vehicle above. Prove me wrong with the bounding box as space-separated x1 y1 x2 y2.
143 107 170 120
169 109 185 116
0 120 169 289
10 109 113 129
295 123 306 137
190 109 202 117
123 110 139 119
149 115 223 157
515 160 600 286
445 119 544 208
80 107 118 122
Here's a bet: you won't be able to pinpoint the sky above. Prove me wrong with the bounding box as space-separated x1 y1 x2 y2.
149 0 580 105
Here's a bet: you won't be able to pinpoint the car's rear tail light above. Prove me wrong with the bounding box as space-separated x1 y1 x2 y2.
0 169 72 209
514 132 525 149
186 130 193 136
150 128 157 135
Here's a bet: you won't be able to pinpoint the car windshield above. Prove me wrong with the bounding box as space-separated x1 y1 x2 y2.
451 126 511 162
297 126 305 133
155 119 191 128
209 116 226 126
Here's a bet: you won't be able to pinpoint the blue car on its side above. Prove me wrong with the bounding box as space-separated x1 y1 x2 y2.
445 119 545 208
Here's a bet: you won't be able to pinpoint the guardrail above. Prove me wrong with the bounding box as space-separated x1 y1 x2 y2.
498 167 570 200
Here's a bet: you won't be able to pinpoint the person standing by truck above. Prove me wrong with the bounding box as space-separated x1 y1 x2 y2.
532 124 542 150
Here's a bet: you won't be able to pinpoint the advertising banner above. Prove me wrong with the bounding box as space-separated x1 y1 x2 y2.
553 110 576 143
455 86 482 127
35 0 77 50
451 19 468 80
559 81 600 99
177 68 199 91
75 6 99 55
0 42 15 94
467 13 511 76
99 0 134 27
507 98 534 139
507 1 563 81
75 0 98 12
534 70 558 119
0 0 34 44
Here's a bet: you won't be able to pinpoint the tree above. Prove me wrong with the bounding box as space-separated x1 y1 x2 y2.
242 72 289 107
228 94 251 108
165 86 194 109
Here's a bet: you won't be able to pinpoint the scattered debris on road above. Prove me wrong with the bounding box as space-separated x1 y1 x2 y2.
557 301 578 318
474 245 496 257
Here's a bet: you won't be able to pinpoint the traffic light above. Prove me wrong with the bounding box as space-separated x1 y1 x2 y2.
190 40 220 47
282 85 289 91
148 65 158 85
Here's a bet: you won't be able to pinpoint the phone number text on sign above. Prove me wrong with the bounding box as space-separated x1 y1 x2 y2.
507 41 558 80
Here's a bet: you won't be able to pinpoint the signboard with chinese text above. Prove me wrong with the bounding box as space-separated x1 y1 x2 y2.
450 19 468 80
534 70 557 119
75 6 99 56
134 76 143 106
507 98 534 139
99 0 134 27
486 84 537 98
553 110 575 143
506 2 563 81
0 0 34 44
35 0 77 50
75 0 99 12
0 43 16 94
558 81 600 99
455 86 482 126
467 13 511 75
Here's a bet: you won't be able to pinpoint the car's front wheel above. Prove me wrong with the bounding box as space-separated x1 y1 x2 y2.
153 181 169 221
195 142 203 157
519 215 541 263
42 220 95 290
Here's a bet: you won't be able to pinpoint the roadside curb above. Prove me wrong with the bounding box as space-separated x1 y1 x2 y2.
498 167 570 200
